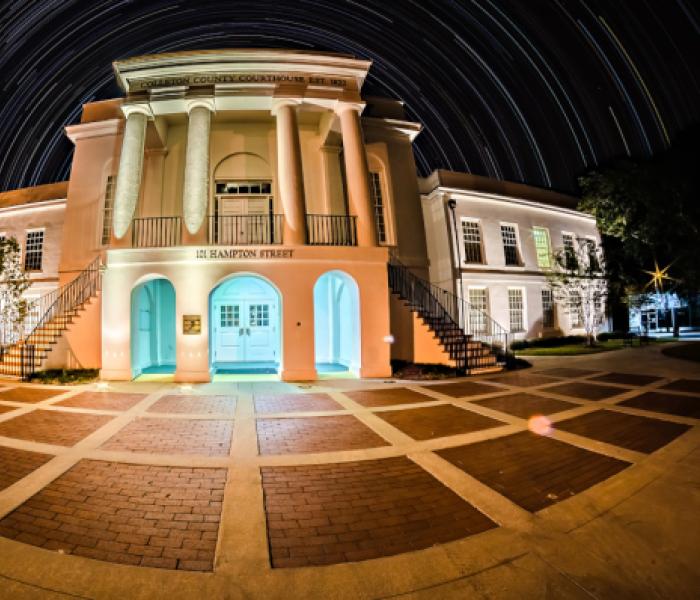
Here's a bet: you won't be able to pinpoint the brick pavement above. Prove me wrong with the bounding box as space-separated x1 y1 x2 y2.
483 372 561 387
589 372 663 387
0 460 226 571
422 381 499 398
0 387 65 403
538 367 600 378
0 446 53 491
256 416 389 455
148 395 236 415
254 393 341 414
56 392 146 411
0 410 113 446
545 382 627 401
437 432 630 512
375 404 503 440
619 391 700 419
555 410 691 453
261 457 495 567
344 387 433 407
101 418 233 456
661 379 700 395
473 393 577 419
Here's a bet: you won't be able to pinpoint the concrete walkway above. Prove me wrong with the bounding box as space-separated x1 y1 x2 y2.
0 344 698 598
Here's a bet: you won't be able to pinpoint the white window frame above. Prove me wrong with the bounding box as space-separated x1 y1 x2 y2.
499 222 522 267
570 290 584 328
369 171 390 245
467 286 489 334
584 236 601 271
507 287 527 333
23 228 45 272
532 226 552 269
100 174 117 246
460 217 484 264
541 288 555 329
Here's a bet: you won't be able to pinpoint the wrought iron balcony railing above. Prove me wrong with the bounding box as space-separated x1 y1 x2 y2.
132 217 182 248
306 214 357 246
208 214 284 245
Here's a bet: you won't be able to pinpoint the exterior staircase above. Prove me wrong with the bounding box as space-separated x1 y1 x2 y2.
388 258 510 375
0 257 102 379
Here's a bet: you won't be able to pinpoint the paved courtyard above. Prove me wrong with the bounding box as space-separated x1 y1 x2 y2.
0 344 698 598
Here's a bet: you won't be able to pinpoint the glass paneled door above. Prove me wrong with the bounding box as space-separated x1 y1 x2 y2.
214 301 276 362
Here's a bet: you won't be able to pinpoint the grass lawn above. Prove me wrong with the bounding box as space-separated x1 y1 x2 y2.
515 339 627 356
662 342 700 363
514 338 679 356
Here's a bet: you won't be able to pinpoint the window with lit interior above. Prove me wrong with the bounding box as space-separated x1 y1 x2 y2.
532 227 551 268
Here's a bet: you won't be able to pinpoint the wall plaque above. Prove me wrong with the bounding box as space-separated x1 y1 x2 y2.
183 315 201 335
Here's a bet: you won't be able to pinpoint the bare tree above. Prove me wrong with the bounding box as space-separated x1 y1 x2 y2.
0 237 31 346
546 237 607 346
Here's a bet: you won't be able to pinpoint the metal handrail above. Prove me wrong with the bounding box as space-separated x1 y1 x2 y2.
388 255 512 370
306 214 357 246
0 256 102 378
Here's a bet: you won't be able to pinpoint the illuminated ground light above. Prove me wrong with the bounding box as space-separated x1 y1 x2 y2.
528 414 553 435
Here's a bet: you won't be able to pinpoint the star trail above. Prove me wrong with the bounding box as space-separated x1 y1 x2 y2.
0 0 698 193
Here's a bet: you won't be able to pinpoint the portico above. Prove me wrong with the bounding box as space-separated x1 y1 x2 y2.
97 49 396 382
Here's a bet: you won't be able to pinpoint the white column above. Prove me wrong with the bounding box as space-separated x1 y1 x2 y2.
112 105 150 239
272 99 307 245
182 100 214 235
336 102 377 247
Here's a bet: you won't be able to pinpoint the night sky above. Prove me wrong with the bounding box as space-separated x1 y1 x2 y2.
0 0 698 194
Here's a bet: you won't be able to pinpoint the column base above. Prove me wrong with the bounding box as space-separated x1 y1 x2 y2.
359 365 393 379
175 370 212 383
281 368 318 382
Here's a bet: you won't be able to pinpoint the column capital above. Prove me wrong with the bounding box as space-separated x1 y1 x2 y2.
121 103 153 120
271 97 302 116
334 101 365 116
184 98 216 114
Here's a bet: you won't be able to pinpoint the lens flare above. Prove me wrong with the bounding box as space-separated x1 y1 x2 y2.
528 414 553 436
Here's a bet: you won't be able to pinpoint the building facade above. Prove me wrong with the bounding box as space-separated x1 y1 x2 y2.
0 49 603 381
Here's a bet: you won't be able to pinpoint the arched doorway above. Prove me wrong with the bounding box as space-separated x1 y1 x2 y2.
130 278 176 378
314 271 360 374
209 275 281 374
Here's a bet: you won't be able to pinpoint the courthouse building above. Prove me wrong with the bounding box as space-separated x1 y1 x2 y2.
0 49 602 381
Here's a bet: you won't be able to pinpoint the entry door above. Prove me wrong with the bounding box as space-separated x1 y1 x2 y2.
218 197 271 244
215 301 276 363
216 303 245 362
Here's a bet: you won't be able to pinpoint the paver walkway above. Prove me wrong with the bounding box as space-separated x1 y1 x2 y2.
0 344 698 598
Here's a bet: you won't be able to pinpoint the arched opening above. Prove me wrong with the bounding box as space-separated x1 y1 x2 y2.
209 274 281 374
130 278 176 378
314 271 360 374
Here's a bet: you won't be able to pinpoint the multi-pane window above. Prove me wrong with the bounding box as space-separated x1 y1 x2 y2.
562 233 577 270
249 304 270 327
585 238 600 272
542 289 555 329
101 175 116 245
500 224 520 266
220 305 239 328
215 181 272 194
532 227 551 268
468 288 488 334
570 291 583 327
369 172 387 244
508 289 525 332
461 219 483 263
24 230 44 271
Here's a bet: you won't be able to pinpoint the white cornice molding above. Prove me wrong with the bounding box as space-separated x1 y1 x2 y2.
0 198 66 215
362 117 422 141
422 187 596 220
65 119 123 143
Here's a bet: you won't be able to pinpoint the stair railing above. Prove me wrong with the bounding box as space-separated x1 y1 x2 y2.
1 256 102 378
388 256 512 369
